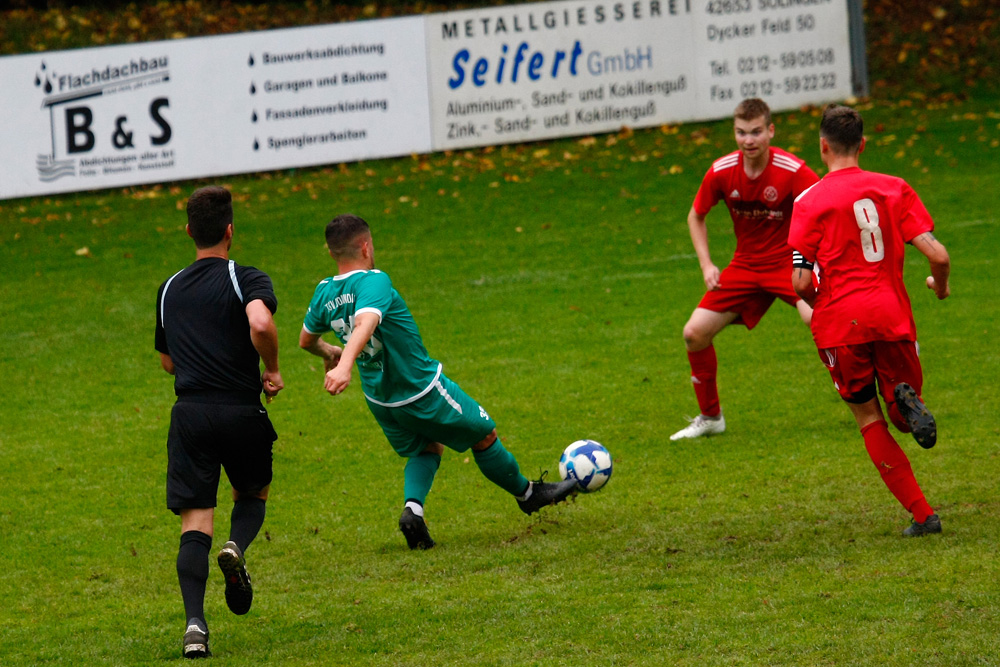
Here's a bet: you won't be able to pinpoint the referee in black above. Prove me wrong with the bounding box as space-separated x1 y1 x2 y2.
155 185 283 659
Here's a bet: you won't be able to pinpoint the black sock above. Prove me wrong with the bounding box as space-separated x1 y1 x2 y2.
229 497 266 554
177 530 212 624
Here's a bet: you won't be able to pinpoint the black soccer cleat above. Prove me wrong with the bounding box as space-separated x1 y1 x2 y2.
399 507 435 550
894 382 937 449
217 540 253 615
517 474 579 516
903 513 942 537
182 619 210 659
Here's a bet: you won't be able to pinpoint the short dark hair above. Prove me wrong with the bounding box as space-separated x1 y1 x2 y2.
325 214 371 258
820 104 864 155
186 186 233 248
735 98 771 125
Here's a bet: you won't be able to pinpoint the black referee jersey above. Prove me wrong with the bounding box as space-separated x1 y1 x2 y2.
156 257 277 400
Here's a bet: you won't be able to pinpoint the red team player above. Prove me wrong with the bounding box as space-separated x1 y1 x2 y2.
671 98 820 441
789 104 951 536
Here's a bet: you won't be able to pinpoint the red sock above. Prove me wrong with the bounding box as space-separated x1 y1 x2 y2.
886 401 909 433
687 346 720 417
860 420 934 522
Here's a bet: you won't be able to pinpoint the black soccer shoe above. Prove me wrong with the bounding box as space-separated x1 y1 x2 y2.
517 475 579 516
399 507 435 550
217 540 253 615
903 513 942 537
894 382 937 449
182 619 210 659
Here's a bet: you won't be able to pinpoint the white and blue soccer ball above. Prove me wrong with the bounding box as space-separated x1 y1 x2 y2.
559 439 612 492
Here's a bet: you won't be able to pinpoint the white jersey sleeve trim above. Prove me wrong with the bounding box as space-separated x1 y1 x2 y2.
772 154 803 173
228 260 244 302
712 154 740 172
159 267 185 330
356 306 384 323
363 363 443 408
794 181 821 203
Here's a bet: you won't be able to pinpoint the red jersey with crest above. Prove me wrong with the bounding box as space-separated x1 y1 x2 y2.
693 147 819 271
788 166 935 349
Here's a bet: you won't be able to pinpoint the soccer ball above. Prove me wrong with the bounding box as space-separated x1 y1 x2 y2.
559 440 612 492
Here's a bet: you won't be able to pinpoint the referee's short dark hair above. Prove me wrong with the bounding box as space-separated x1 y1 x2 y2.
187 186 233 248
326 214 370 259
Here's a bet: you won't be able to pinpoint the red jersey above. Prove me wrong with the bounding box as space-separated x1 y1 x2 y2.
693 147 819 271
788 167 934 349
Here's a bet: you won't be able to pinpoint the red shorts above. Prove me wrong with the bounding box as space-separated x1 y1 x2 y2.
818 340 923 405
697 264 801 330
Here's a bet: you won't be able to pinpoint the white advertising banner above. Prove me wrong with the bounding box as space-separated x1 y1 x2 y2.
425 0 854 149
0 17 431 200
0 1 859 200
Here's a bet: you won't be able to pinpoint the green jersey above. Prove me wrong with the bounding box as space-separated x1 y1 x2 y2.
303 269 442 406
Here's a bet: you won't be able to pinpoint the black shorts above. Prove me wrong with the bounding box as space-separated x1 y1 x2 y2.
166 399 277 514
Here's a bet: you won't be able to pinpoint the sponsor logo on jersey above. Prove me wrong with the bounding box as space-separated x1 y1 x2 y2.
729 189 740 199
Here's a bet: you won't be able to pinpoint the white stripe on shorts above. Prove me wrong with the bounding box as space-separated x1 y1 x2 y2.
434 379 463 415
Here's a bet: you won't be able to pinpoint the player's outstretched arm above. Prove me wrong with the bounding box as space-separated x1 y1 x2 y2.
299 327 343 372
323 312 380 396
911 232 951 300
687 206 719 290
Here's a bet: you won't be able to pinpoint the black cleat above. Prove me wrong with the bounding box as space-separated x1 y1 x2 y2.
182 619 210 659
517 474 579 515
399 507 435 550
894 383 937 449
217 540 253 615
903 513 942 537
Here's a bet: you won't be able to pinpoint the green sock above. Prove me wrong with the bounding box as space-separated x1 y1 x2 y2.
473 439 530 496
403 452 441 506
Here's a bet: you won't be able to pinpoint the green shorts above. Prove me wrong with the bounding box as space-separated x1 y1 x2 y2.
366 374 496 458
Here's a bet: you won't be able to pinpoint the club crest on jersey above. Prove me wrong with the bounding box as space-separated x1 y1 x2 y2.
764 186 779 202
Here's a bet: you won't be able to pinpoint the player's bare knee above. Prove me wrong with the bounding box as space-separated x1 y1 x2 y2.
180 508 214 535
682 325 711 351
471 430 498 452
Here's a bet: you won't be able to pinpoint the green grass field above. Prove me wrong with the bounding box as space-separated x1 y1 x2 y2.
2 88 1000 665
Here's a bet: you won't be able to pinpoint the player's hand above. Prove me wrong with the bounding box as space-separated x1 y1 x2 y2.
324 365 352 396
262 370 284 403
323 346 343 373
702 264 721 291
926 276 950 300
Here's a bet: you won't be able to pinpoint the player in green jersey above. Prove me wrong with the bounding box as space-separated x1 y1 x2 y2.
299 214 578 549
